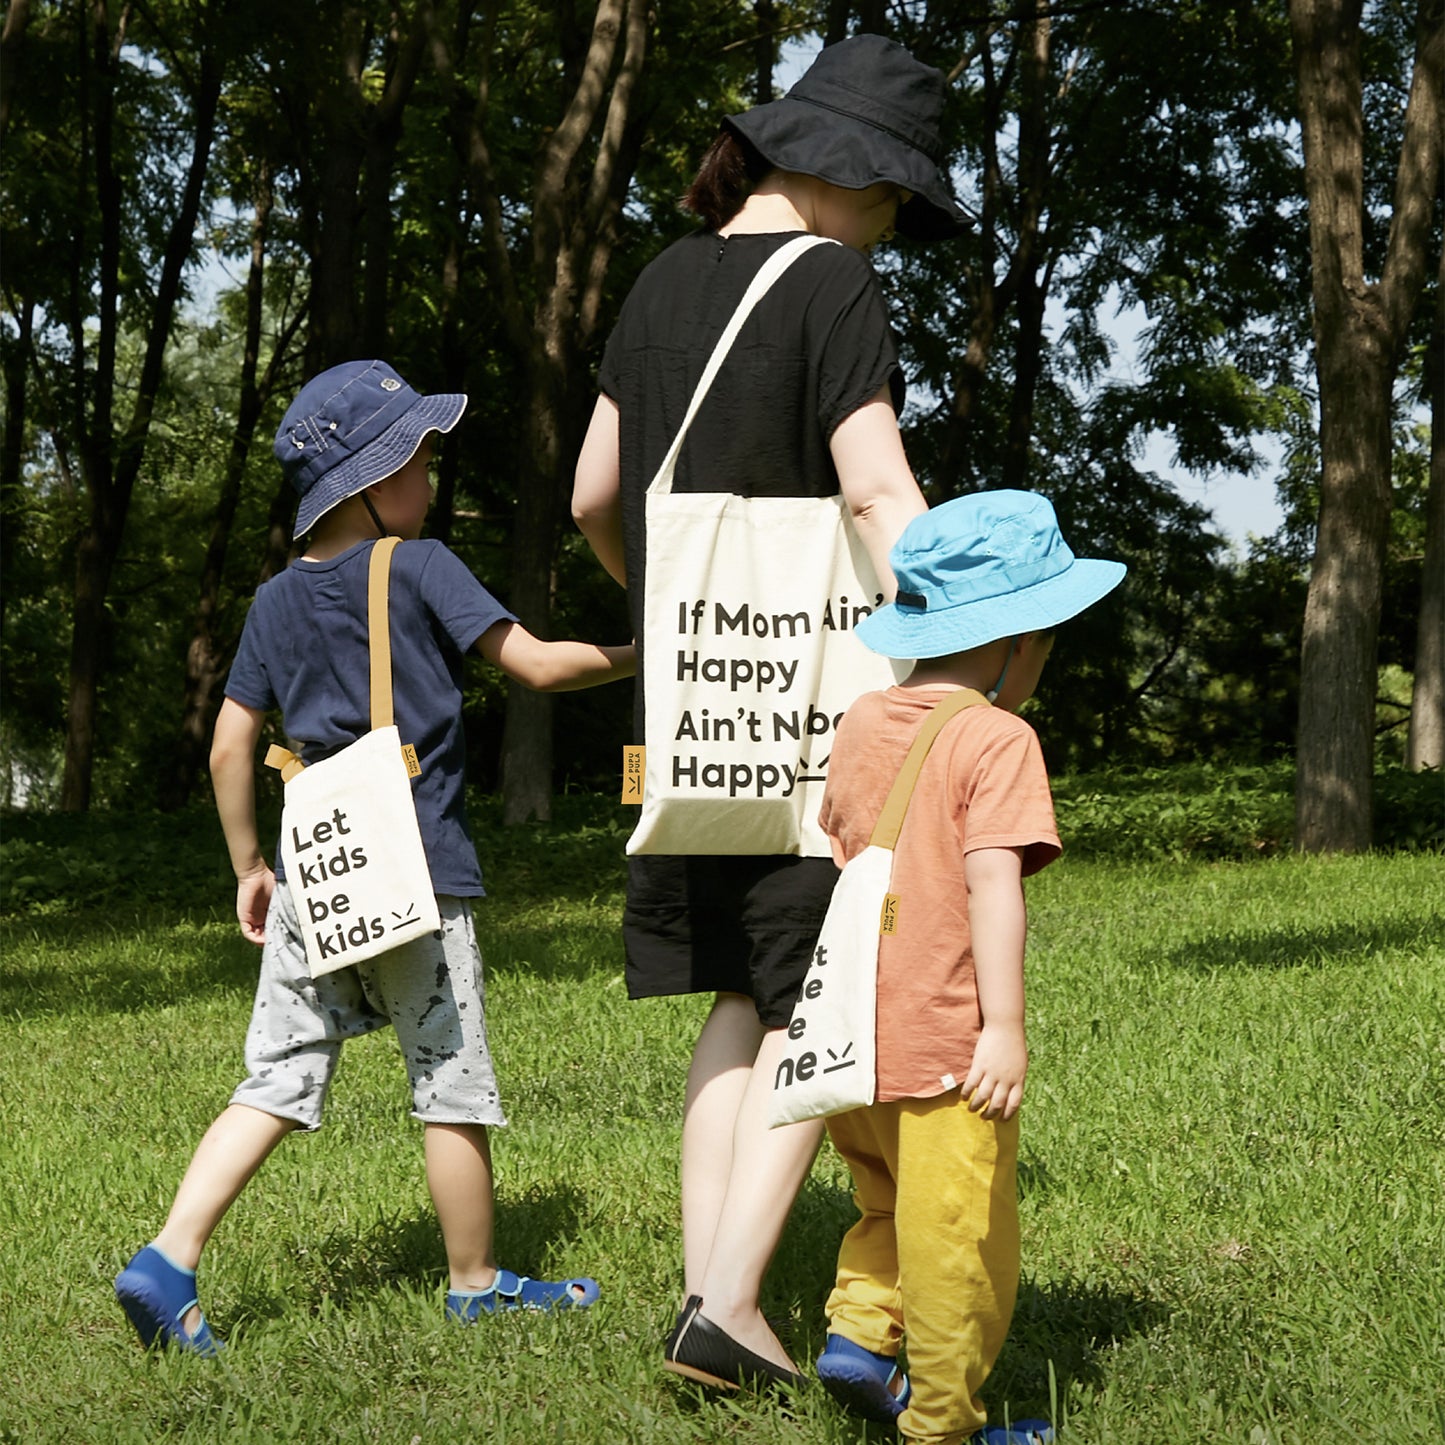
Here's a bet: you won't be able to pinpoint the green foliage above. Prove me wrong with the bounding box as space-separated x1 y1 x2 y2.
2 0 1438 820
1050 761 1441 861
4 768 1439 928
0 806 244 919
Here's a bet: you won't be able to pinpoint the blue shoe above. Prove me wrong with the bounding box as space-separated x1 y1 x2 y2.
114 1245 223 1357
815 1333 910 1422
971 1422 1054 1445
446 1267 600 1320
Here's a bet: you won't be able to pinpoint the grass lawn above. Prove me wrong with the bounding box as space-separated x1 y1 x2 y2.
1 804 1441 1443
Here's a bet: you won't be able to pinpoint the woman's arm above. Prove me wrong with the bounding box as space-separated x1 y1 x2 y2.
572 395 627 587
829 385 927 599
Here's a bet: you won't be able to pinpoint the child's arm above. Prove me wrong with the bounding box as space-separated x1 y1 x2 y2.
210 697 274 946
961 844 1029 1121
474 619 636 692
572 395 627 586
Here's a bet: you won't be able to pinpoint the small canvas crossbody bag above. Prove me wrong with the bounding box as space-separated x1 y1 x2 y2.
768 686 991 1126
265 536 440 977
627 233 903 858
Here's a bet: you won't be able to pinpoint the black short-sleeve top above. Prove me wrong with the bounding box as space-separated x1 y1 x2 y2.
598 229 904 643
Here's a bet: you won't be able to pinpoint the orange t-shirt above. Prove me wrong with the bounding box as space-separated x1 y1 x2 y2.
817 685 1061 1101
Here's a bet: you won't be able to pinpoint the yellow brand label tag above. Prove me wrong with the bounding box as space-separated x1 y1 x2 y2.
622 745 645 804
401 743 422 779
879 893 900 935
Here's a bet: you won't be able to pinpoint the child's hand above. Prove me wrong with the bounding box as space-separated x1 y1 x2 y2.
962 1021 1027 1121
475 621 635 691
235 864 275 946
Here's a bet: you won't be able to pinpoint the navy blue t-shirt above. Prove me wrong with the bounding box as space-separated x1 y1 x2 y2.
226 538 514 896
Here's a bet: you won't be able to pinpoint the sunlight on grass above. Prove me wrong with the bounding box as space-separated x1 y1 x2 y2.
2 835 1441 1442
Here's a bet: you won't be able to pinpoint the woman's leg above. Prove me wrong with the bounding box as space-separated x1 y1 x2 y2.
688 1021 825 1371
681 992 765 1293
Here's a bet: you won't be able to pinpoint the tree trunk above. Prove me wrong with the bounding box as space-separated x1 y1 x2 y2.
0 298 32 638
1407 248 1444 771
60 32 222 810
941 26 1006 484
0 0 30 146
161 166 302 811
308 60 366 370
499 360 565 825
753 0 776 105
1289 0 1443 850
465 0 645 824
1001 1 1051 491
1293 334 1394 851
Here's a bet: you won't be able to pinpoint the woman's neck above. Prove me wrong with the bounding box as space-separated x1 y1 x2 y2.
718 180 812 237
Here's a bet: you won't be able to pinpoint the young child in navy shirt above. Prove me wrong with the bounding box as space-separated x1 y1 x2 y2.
115 360 634 1354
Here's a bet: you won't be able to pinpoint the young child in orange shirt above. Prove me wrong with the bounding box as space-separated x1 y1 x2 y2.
813 490 1125 1445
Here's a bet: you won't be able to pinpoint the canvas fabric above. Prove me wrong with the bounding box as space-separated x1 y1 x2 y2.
628 234 900 858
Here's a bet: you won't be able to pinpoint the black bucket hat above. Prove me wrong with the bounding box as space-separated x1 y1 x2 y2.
724 34 969 242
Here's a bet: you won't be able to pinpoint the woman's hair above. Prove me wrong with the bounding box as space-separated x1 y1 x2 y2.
682 128 773 230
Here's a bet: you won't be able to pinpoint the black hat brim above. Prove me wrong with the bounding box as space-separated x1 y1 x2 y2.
725 99 970 241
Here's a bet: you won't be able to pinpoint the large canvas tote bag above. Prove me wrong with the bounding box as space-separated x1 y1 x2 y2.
266 536 440 977
628 234 903 858
768 688 990 1126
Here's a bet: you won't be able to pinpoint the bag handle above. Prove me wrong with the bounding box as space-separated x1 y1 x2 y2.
368 535 400 731
868 688 991 851
265 536 402 781
647 233 837 497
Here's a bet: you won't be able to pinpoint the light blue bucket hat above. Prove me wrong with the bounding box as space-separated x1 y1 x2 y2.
854 490 1127 659
275 360 467 539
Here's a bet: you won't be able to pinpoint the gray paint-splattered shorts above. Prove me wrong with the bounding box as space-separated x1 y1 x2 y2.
230 881 507 1131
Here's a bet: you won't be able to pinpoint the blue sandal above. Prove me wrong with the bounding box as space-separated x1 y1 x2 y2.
446 1267 600 1320
114 1244 223 1357
971 1422 1054 1445
815 1333 910 1421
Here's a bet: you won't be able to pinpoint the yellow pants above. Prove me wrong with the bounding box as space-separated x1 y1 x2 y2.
825 1092 1020 1445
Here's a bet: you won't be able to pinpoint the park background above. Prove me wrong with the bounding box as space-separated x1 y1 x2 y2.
1 1 1442 1441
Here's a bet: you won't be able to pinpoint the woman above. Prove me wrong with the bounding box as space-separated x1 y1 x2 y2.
572 33 968 1389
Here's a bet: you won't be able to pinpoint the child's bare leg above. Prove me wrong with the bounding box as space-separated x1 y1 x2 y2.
681 993 764 1294
424 1121 497 1291
149 1103 297 1331
155 1104 297 1267
692 1025 823 1373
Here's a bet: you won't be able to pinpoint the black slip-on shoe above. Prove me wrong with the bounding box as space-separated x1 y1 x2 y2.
663 1295 806 1391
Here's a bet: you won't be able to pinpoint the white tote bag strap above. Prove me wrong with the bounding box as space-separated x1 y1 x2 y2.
647 234 837 497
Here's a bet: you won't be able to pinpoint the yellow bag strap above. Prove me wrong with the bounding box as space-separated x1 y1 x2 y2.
265 536 401 780
368 535 400 731
868 688 991 851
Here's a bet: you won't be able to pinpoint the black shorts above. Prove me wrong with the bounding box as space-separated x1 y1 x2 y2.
622 854 839 1029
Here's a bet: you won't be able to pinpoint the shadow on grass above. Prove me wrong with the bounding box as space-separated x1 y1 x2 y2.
990 1274 1167 1413
764 1175 1164 1426
1163 913 1442 972
227 1184 592 1328
0 915 257 1018
484 920 627 984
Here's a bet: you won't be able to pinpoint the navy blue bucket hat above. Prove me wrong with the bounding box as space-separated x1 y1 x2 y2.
724 34 970 241
855 490 1127 659
275 360 467 539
